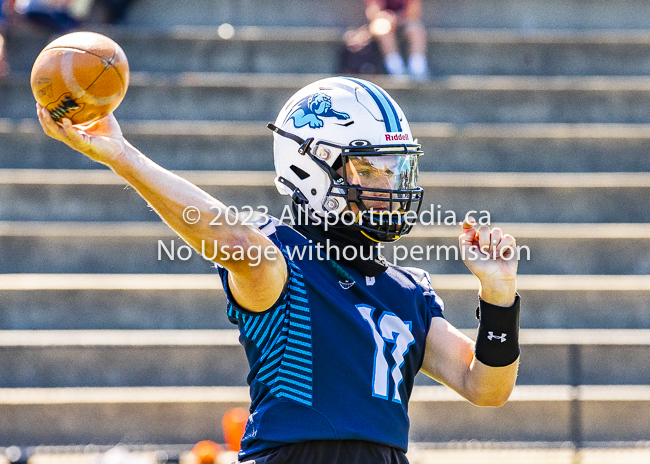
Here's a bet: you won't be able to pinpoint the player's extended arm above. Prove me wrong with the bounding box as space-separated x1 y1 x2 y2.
36 106 287 312
420 218 519 407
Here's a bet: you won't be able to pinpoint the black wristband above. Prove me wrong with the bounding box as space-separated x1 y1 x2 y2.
474 294 521 367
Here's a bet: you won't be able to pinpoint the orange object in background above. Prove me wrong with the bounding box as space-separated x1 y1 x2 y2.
190 440 223 464
222 407 249 452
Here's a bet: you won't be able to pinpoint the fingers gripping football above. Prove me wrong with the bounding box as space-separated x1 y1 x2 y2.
38 106 85 145
37 104 126 166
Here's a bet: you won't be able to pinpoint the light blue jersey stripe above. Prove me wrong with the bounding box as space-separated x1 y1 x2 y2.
288 284 307 295
273 385 312 400
289 320 311 331
250 312 271 340
292 330 312 340
278 369 313 384
289 294 309 304
257 308 284 347
286 346 312 357
285 353 312 365
225 248 313 407
290 339 312 349
284 360 313 373
258 365 281 382
275 391 311 405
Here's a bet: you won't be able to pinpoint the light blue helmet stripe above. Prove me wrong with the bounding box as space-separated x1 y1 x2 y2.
343 77 402 132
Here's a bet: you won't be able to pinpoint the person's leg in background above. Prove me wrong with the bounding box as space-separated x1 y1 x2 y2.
0 0 9 78
403 0 429 79
366 0 406 76
96 0 138 25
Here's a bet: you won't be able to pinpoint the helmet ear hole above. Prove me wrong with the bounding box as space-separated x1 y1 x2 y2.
290 165 310 180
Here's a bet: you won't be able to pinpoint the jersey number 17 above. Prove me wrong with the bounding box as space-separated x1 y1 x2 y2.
357 304 415 404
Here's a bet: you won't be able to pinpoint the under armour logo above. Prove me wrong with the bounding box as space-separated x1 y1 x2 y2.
487 331 507 342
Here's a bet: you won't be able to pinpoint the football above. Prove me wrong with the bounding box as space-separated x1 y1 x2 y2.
30 31 129 125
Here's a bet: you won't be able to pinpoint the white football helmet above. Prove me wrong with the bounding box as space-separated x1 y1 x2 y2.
269 76 423 242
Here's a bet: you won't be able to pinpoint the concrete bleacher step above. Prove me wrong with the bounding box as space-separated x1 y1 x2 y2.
7 27 341 76
0 330 246 388
122 0 650 29
0 274 232 330
0 329 648 388
5 119 650 173
406 446 650 464
0 386 250 446
401 223 650 275
0 222 647 275
2 274 649 330
1 170 649 223
21 446 650 464
13 27 650 76
2 0 648 449
434 275 650 330
409 384 650 442
8 73 650 123
0 384 648 445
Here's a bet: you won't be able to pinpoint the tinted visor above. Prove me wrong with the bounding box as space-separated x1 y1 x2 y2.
344 154 419 192
326 142 424 241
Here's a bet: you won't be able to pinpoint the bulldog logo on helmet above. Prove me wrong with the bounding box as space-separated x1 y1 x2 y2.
286 93 350 129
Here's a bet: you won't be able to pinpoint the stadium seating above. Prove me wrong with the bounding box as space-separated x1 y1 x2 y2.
1 0 649 460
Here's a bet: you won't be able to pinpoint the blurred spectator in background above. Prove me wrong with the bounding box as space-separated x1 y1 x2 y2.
13 0 87 33
0 32 5 78
0 0 136 77
94 0 138 25
365 0 429 79
13 0 138 30
0 0 11 78
339 25 385 75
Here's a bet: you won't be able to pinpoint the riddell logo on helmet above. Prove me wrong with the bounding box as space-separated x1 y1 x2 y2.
385 133 410 142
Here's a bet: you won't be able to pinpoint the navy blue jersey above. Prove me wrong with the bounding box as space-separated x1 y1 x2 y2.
217 217 444 460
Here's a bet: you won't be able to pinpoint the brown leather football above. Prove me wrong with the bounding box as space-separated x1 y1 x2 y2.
31 31 129 125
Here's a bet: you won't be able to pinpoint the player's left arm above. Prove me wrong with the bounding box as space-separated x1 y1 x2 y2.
420 218 520 407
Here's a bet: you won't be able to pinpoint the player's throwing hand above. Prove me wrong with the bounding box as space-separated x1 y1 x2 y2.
37 104 126 167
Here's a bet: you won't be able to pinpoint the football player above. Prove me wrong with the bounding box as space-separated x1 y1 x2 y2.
37 76 520 464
